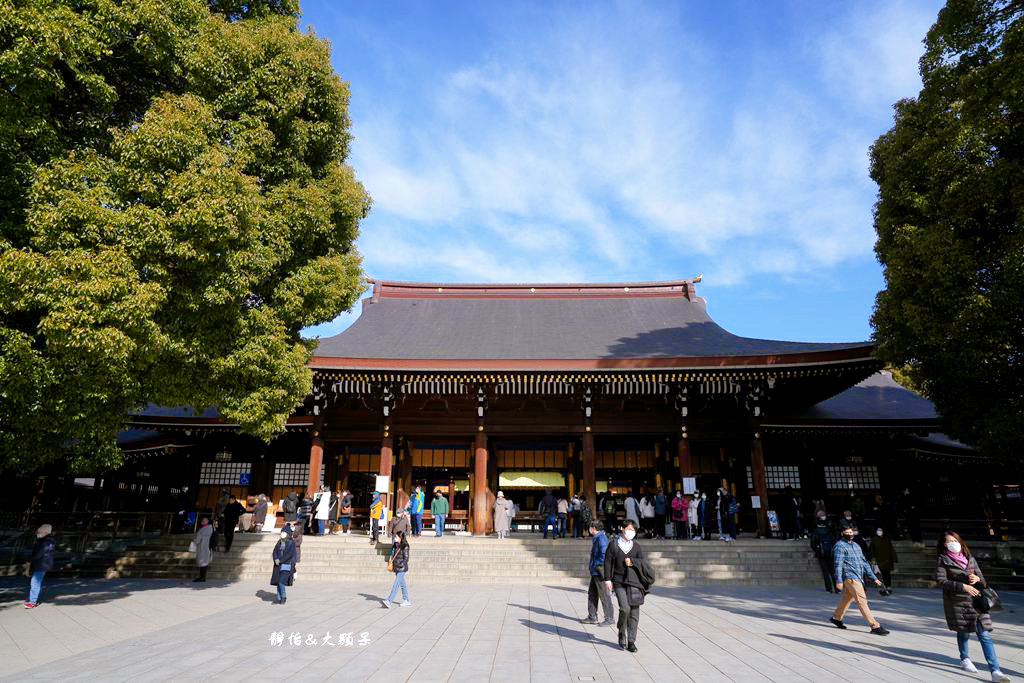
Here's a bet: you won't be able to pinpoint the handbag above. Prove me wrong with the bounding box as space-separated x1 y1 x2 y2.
975 587 1003 613
279 563 292 572
188 540 197 553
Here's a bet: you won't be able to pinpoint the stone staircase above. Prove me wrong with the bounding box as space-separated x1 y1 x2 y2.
42 534 1024 589
78 534 823 587
890 540 1024 591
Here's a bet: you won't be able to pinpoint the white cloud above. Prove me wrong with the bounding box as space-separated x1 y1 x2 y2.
343 1 942 295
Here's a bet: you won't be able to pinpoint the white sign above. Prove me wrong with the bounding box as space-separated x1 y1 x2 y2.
375 475 390 494
682 477 697 495
750 496 761 509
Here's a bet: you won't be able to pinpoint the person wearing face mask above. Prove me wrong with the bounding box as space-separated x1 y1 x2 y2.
698 492 708 539
687 492 699 541
408 486 424 537
381 531 411 608
431 489 450 537
23 525 55 609
271 525 297 605
810 513 837 592
670 491 686 539
829 525 889 635
604 521 654 652
870 527 897 591
339 489 353 535
937 532 1009 681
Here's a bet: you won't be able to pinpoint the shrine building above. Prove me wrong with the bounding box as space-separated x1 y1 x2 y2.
102 277 994 534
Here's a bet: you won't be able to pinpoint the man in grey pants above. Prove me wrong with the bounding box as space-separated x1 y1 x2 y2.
581 521 614 626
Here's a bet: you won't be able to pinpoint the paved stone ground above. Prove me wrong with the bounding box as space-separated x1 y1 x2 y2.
1 576 1024 682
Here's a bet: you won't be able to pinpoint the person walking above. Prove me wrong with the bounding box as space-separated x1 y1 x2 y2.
937 531 1010 681
381 531 411 608
719 487 737 542
339 489 353 534
829 525 889 635
671 491 687 539
870 527 898 590
222 495 247 550
557 494 570 538
639 494 655 539
540 489 558 539
781 486 800 540
314 486 331 536
493 491 512 539
810 512 837 592
697 492 708 539
23 524 55 609
388 508 411 540
271 525 297 605
282 491 298 524
623 492 640 529
580 520 614 626
431 489 449 537
653 488 667 540
600 490 618 535
604 520 654 653
252 494 269 532
408 486 424 537
192 516 213 583
570 493 581 538
328 489 339 534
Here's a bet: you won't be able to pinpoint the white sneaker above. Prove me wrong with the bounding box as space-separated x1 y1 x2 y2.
991 671 1010 682
961 658 978 673
399 600 412 607
381 600 391 609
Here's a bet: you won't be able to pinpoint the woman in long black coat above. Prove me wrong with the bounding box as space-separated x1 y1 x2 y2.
936 531 1009 681
603 520 654 653
271 525 297 605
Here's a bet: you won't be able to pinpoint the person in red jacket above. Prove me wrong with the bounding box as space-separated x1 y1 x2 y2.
670 491 688 539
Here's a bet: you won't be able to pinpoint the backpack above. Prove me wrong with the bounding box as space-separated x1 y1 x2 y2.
603 497 616 515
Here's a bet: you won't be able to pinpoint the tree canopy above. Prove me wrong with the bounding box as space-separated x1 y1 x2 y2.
870 0 1023 458
0 0 370 472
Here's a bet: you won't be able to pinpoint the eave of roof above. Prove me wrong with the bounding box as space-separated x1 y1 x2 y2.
312 277 873 369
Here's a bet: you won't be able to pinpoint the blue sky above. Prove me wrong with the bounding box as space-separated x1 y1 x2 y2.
300 0 945 344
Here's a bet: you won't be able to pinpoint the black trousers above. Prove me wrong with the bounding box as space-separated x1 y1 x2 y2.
653 513 665 537
604 514 617 534
816 554 834 590
613 585 640 645
587 575 614 622
223 525 236 551
673 520 686 539
879 568 892 587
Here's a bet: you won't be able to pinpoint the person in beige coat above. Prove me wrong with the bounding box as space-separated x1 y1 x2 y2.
494 491 513 539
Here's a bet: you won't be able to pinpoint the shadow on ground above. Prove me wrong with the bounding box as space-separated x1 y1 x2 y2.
0 577 233 611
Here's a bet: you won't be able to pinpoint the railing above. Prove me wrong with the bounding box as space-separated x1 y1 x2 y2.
0 511 177 566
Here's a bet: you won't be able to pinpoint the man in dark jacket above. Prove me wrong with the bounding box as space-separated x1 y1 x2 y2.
222 495 247 551
809 513 837 592
282 492 298 523
25 524 55 608
581 520 614 626
540 489 558 539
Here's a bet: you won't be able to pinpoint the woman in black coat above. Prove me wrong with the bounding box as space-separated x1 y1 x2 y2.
271 525 297 605
936 531 1009 681
603 520 653 652
381 531 411 608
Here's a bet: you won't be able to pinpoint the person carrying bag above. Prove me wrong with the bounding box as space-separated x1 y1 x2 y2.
936 531 1010 681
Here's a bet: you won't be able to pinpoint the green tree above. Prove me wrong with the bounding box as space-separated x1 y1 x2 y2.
0 0 370 472
870 0 1023 458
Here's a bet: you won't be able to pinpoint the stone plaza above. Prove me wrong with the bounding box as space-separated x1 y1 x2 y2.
2 577 1023 682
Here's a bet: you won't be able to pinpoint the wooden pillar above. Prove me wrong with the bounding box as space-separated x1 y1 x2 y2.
473 430 489 535
339 446 351 494
395 439 411 511
448 475 455 516
380 433 394 513
751 433 768 537
654 442 663 490
678 436 691 483
306 433 324 498
582 431 596 518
